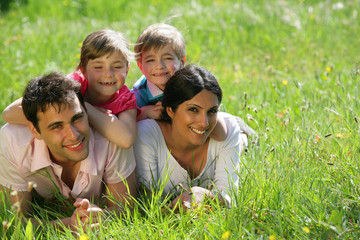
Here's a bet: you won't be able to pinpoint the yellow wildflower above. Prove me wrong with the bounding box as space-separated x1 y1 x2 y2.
79 235 89 240
269 235 276 240
282 80 288 85
302 226 310 233
221 231 230 239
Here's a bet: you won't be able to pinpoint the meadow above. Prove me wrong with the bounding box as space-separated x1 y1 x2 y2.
1 0 360 239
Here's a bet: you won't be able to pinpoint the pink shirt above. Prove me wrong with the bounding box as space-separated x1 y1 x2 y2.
0 124 136 203
68 71 140 116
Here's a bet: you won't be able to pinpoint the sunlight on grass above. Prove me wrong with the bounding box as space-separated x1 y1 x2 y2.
1 0 360 238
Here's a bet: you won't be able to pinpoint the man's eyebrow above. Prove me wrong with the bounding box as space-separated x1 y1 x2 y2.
71 112 85 121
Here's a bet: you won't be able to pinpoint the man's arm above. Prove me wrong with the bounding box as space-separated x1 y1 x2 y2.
105 170 137 213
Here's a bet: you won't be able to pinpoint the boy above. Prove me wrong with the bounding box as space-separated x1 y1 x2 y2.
132 23 186 120
132 23 228 140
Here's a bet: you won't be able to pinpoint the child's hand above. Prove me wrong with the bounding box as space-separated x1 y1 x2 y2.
139 102 163 120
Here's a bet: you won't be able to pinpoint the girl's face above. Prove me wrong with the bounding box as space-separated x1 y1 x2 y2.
83 51 129 103
167 89 219 146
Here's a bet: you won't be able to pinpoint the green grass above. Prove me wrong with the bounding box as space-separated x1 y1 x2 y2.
1 0 360 238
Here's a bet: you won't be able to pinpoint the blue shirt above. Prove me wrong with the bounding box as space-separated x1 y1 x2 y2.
131 75 163 108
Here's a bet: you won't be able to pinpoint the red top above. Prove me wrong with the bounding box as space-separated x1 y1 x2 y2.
68 71 140 116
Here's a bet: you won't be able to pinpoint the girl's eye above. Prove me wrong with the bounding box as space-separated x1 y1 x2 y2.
94 66 102 69
114 66 123 69
146 59 154 63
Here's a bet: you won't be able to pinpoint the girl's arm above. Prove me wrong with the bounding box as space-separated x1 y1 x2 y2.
85 102 137 149
2 98 27 124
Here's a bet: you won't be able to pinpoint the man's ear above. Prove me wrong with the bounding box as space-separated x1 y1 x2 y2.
27 121 42 140
166 107 175 119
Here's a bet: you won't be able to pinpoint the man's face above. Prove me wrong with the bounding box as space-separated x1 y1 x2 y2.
28 95 90 165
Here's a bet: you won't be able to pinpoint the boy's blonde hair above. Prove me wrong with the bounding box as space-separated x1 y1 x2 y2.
134 23 186 61
77 29 133 70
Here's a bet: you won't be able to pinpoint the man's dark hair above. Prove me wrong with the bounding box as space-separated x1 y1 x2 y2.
22 72 85 132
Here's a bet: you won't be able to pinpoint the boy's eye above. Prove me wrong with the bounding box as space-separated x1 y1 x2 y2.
114 66 123 69
146 59 154 63
94 66 102 69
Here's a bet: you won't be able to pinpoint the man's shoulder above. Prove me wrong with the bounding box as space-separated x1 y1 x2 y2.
0 124 33 146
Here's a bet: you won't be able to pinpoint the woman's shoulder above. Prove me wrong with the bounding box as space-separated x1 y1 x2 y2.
137 119 162 138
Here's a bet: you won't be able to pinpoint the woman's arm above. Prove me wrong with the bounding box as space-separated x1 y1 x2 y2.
85 102 137 149
2 98 27 124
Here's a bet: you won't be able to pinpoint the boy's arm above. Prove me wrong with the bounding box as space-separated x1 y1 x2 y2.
85 103 137 149
209 115 228 141
2 98 27 124
137 102 163 121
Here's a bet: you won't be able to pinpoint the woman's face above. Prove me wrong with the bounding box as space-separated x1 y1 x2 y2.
168 89 219 146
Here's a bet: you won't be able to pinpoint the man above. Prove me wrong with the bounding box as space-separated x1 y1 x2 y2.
0 72 136 229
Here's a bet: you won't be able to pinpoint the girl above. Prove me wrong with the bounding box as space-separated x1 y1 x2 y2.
2 30 138 148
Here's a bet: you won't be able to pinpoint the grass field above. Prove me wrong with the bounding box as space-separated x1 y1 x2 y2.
1 0 360 239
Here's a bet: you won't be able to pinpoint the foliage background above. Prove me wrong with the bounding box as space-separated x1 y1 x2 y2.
1 0 360 239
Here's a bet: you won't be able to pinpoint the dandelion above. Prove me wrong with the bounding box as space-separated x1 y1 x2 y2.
269 235 276 240
282 80 288 85
221 231 230 239
2 221 11 231
28 181 37 192
322 75 328 80
79 235 89 240
76 53 81 59
78 42 82 48
326 67 332 72
302 226 310 233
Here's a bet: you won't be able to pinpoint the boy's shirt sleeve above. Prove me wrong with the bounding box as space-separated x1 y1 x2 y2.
131 75 151 108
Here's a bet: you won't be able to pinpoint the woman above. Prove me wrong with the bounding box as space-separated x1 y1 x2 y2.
133 64 248 207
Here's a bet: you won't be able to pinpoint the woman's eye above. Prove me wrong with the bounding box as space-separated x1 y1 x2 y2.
188 108 198 112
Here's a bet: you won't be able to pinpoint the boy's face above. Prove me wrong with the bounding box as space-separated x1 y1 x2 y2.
137 44 185 91
27 95 90 165
83 51 129 102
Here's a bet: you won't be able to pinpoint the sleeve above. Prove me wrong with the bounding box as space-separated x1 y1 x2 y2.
133 120 159 189
0 126 29 191
213 114 246 204
131 76 149 108
103 144 136 184
99 86 141 116
67 71 87 96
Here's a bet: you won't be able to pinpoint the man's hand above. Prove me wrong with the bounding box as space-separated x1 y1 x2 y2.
70 198 103 230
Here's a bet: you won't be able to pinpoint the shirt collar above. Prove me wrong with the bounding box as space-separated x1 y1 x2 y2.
147 80 163 98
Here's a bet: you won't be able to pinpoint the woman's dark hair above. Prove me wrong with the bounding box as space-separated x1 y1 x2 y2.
160 64 222 122
22 72 85 133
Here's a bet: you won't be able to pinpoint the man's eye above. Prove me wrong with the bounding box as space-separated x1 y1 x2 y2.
51 125 62 130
